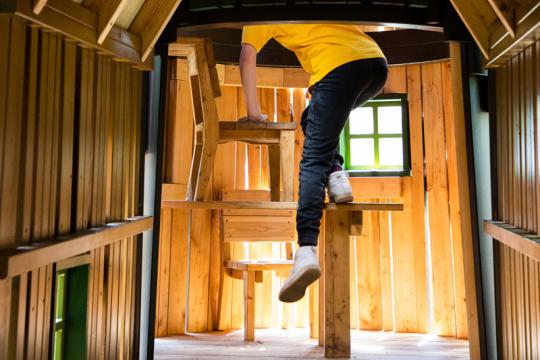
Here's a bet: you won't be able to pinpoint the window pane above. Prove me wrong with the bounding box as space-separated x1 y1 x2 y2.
378 106 402 134
55 272 65 321
54 329 63 360
350 138 374 166
349 107 374 134
379 138 403 166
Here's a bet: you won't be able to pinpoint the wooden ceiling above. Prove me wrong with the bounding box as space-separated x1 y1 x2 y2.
3 0 185 70
450 0 540 66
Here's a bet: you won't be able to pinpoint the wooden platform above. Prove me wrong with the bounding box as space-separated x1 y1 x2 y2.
154 329 470 360
160 201 404 211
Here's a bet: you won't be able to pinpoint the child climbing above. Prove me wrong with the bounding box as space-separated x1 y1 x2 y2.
239 24 388 303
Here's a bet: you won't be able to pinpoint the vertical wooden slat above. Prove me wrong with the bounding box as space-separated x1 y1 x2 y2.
386 68 419 333
422 62 456 337
355 202 382 330
187 208 212 332
405 64 428 333
441 61 468 339
379 207 393 331
214 86 238 331
260 87 275 330
165 59 190 335
0 16 26 246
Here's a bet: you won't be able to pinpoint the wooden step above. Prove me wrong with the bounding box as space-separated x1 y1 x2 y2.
224 260 293 271
219 121 296 130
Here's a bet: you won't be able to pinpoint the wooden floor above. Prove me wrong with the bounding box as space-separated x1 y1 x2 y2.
155 328 470 359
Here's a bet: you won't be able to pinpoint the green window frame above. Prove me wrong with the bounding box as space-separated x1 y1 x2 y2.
340 94 411 177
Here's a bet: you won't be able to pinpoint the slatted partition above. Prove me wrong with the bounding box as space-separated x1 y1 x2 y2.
491 38 540 360
0 15 146 359
158 59 470 339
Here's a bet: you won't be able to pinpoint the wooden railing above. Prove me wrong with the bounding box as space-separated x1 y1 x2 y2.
0 216 153 279
484 220 540 262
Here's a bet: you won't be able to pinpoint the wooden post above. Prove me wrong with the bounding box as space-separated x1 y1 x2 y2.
268 145 281 202
324 209 351 358
243 270 255 341
280 131 295 201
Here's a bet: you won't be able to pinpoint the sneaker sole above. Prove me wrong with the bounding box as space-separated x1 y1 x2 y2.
278 265 321 303
332 193 354 204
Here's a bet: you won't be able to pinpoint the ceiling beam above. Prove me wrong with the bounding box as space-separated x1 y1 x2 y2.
172 3 442 32
449 0 493 58
8 0 152 70
486 1 540 67
130 0 184 62
32 0 48 14
177 28 450 67
95 0 130 44
487 0 515 38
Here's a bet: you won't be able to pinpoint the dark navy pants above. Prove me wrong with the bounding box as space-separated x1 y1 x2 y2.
297 57 388 246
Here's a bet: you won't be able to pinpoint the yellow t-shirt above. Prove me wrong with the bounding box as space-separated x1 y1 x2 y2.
241 24 385 86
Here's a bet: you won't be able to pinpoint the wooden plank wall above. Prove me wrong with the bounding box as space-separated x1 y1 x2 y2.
0 15 144 359
157 60 469 339
494 38 540 360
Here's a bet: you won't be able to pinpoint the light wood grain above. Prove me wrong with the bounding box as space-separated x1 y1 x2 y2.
324 209 351 358
129 0 182 61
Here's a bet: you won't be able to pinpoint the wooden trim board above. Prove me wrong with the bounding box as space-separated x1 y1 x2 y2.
484 220 540 262
0 216 152 279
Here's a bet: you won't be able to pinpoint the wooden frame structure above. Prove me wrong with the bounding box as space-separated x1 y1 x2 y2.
168 38 296 201
161 198 403 357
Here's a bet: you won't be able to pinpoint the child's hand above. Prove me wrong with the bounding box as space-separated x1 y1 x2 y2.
240 113 268 122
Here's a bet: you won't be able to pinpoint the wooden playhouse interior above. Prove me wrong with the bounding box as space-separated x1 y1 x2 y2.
0 0 539 359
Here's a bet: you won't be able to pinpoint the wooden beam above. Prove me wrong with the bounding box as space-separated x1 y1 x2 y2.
5 0 152 70
487 1 540 67
0 216 152 279
484 221 540 262
448 42 483 360
180 28 450 67
487 0 515 38
216 64 310 89
94 0 130 44
130 0 184 62
160 200 404 211
32 0 48 14
449 0 494 58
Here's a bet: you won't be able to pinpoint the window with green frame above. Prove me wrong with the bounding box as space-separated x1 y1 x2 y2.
340 94 411 176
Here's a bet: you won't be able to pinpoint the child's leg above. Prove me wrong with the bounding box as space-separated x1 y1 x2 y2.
296 58 388 247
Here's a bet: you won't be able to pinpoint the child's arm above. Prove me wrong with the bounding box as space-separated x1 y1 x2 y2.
239 44 267 121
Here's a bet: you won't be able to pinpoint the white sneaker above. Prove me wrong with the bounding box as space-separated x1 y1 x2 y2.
328 170 354 203
279 246 321 303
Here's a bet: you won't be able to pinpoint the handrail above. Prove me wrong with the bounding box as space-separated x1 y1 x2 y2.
160 200 404 211
484 220 540 262
0 216 153 279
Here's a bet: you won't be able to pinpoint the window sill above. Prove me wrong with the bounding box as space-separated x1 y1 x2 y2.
347 170 411 177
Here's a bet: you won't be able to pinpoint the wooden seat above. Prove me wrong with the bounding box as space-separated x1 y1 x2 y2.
219 190 298 341
168 38 296 202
